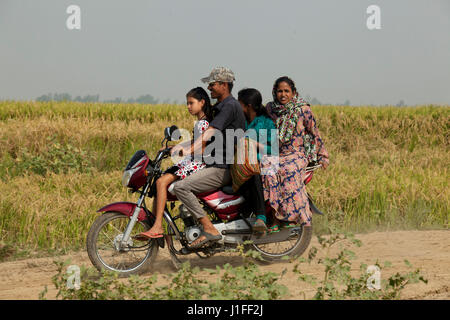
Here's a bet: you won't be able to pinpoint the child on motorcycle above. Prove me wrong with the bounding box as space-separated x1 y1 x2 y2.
135 87 213 240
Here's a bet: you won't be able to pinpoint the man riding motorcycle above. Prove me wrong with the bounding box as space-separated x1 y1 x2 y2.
172 67 246 249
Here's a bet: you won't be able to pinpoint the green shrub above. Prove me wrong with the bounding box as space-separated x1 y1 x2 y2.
41 231 427 300
12 136 93 177
40 246 288 300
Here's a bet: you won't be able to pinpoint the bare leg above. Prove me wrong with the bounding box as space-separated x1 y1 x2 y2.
140 173 178 238
199 217 221 236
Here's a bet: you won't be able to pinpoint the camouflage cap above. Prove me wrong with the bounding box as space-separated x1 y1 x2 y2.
201 67 235 84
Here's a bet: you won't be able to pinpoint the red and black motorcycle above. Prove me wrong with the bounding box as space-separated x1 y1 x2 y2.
86 126 324 276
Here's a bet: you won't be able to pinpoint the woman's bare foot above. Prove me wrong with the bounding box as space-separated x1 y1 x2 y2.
268 216 281 233
253 219 268 234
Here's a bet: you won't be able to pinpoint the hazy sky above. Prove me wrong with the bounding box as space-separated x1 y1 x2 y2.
1 0 449 105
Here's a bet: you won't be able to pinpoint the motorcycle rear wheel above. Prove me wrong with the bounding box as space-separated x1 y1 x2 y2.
249 224 313 262
86 211 159 276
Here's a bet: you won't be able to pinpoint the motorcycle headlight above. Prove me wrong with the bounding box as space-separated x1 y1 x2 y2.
122 167 140 187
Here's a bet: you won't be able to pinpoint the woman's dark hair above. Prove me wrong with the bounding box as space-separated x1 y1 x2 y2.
272 76 297 102
186 87 213 121
238 88 269 117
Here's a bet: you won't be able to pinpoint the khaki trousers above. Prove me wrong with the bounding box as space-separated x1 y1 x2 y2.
172 166 231 219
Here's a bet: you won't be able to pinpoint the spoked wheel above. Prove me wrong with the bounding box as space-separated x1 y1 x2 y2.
250 224 313 262
86 211 159 276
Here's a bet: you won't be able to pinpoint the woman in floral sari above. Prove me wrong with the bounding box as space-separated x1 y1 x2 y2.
262 76 329 231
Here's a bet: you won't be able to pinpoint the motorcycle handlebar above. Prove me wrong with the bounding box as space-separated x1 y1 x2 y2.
153 147 172 163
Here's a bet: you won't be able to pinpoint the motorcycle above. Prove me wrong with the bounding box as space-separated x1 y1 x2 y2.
86 126 324 276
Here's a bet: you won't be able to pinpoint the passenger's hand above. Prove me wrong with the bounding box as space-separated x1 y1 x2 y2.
171 144 186 157
319 160 329 170
159 145 173 152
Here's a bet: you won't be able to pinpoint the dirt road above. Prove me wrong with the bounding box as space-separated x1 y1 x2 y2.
0 230 448 300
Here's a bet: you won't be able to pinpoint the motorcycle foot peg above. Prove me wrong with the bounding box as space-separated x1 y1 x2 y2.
181 247 191 254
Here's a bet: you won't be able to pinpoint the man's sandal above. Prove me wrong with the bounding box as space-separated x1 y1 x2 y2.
188 231 222 249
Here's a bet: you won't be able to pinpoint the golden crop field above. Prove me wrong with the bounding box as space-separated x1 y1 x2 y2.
0 101 448 252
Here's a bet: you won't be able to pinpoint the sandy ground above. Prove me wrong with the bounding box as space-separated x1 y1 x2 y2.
0 229 449 300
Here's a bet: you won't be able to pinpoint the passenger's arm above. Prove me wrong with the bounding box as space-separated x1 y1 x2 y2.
301 105 329 169
190 126 217 155
172 126 218 157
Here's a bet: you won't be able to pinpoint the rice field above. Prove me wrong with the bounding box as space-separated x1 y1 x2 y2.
0 100 448 252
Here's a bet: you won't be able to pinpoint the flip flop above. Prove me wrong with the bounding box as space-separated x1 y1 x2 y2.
252 219 268 234
282 222 298 229
268 225 280 233
134 231 164 241
188 231 222 249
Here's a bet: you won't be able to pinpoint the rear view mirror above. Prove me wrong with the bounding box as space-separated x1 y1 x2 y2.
164 125 180 141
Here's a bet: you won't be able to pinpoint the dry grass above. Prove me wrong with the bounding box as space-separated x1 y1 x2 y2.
0 101 448 252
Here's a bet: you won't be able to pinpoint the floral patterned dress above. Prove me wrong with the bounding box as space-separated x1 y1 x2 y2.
168 120 209 180
261 104 329 226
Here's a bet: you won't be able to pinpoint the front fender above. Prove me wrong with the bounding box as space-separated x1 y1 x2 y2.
97 201 148 221
97 202 164 248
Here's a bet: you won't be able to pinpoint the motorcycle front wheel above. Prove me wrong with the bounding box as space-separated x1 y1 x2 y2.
86 211 159 276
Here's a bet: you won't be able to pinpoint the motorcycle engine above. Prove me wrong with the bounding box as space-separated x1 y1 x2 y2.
184 226 202 243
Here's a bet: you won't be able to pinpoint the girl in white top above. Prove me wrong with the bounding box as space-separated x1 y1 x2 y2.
136 87 212 240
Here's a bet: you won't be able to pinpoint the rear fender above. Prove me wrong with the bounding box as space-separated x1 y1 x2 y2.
307 194 325 215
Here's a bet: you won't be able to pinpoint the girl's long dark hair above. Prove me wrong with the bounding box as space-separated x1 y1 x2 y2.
186 87 213 121
238 88 269 117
